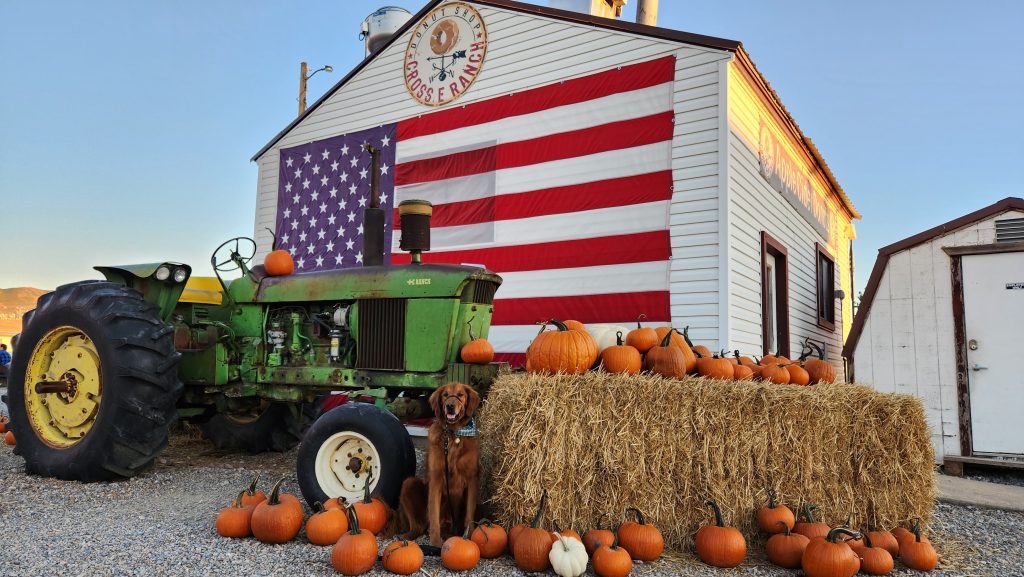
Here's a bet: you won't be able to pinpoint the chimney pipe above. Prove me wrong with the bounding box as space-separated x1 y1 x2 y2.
636 0 657 25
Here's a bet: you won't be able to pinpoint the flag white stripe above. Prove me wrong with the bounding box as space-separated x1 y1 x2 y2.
495 261 670 299
396 83 674 162
395 141 671 204
392 200 669 252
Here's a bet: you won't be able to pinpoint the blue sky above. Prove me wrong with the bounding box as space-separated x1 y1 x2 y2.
1 1 1022 294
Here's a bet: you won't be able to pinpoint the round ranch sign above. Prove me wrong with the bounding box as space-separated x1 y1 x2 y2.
404 2 487 107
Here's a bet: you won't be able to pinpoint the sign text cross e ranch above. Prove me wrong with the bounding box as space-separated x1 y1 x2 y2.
404 2 488 107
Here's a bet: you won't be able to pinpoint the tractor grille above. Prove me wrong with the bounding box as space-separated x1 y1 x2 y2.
356 299 406 370
471 281 499 305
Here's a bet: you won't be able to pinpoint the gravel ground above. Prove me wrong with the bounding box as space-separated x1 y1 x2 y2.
1 395 1022 576
964 470 1024 488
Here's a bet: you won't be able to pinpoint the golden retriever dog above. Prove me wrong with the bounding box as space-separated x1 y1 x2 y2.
398 382 481 546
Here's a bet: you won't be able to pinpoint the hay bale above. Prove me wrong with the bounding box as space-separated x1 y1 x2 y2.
478 372 934 552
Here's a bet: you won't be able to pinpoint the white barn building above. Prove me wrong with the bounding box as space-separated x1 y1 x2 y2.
251 0 860 373
844 197 1024 467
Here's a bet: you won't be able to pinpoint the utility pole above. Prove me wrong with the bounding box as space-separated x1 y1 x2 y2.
298 61 309 116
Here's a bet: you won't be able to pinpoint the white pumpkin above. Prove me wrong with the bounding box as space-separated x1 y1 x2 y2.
549 533 589 577
587 324 632 354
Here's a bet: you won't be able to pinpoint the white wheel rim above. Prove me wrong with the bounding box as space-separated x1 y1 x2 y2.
314 431 382 502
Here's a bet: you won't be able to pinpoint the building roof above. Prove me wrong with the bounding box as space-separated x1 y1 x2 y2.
251 0 858 219
842 196 1024 359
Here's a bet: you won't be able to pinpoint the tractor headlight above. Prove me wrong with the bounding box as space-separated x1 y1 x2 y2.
173 267 188 283
155 266 171 281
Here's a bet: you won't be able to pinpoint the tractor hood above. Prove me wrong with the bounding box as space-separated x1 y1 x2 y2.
252 263 502 303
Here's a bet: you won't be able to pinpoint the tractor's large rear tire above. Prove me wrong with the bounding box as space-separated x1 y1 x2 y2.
5 281 183 481
200 400 320 453
296 403 415 508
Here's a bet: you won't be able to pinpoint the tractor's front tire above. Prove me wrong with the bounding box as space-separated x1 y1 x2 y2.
6 281 183 481
200 400 320 453
296 403 415 508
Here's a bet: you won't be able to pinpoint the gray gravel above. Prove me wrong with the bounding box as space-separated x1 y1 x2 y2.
1 394 1022 576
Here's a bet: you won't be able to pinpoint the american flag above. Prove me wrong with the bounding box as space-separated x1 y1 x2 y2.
274 125 397 271
273 57 675 365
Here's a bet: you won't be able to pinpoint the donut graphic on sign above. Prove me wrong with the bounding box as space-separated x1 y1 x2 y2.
404 2 487 107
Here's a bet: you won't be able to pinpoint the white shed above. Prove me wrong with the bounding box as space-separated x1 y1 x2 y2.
251 0 859 372
843 197 1024 467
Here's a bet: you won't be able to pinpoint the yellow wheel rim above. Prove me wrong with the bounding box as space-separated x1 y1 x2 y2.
24 326 102 448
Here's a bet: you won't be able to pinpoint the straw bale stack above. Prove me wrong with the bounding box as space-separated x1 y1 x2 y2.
478 371 934 552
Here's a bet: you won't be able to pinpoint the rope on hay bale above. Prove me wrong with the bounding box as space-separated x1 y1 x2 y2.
478 371 934 552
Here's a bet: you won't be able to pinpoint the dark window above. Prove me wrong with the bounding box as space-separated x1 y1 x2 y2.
816 243 836 331
761 232 789 357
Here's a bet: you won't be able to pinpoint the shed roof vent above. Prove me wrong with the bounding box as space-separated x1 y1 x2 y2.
995 217 1024 243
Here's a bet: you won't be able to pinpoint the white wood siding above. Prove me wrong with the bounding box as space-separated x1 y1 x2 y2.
724 61 854 365
852 210 1024 460
253 3 732 342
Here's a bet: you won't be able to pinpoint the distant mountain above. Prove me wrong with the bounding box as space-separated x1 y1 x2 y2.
0 287 49 335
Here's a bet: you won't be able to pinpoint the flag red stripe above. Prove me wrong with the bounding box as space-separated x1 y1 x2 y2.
397 56 676 140
395 112 673 186
493 352 526 367
490 291 671 325
393 171 671 228
391 230 670 273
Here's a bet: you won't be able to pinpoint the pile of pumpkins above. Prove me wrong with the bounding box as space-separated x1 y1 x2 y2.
688 492 938 576
216 478 667 577
524 316 837 384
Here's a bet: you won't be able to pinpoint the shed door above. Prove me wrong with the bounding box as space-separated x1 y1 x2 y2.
962 252 1024 455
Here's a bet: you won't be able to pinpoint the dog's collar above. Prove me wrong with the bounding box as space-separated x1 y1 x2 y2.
442 418 478 438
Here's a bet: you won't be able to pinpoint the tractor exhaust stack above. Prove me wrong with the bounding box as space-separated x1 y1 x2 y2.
362 143 385 267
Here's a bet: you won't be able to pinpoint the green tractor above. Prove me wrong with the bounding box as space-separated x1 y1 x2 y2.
2 197 503 507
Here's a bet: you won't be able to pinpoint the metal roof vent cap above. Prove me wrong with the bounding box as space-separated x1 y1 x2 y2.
360 6 413 55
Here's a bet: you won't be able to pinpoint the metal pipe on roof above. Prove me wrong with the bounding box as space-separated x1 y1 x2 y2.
636 0 657 25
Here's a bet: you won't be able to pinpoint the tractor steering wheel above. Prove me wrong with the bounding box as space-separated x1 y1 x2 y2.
211 237 257 273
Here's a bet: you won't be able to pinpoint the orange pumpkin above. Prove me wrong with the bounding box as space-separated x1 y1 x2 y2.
460 320 494 364
802 339 837 383
381 539 424 575
642 329 688 379
216 490 255 538
900 524 938 571
250 478 304 544
442 526 481 571
351 474 389 535
0 415 8 434
600 331 642 375
583 513 615 556
306 501 349 546
654 326 698 373
695 500 746 568
592 530 633 577
324 496 348 511
512 491 553 573
240 473 267 507
4 430 15 446
618 507 664 562
470 519 508 559
562 319 587 332
859 534 895 575
756 488 795 534
263 227 295 276
527 320 598 374
802 528 862 577
793 503 830 541
733 364 754 381
760 364 792 385
332 507 379 576
696 354 735 380
625 314 659 353
765 522 809 568
786 363 811 385
864 525 899 558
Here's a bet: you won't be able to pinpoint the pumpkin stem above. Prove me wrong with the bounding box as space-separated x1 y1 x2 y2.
265 227 279 251
841 513 854 528
530 490 548 528
553 531 570 552
635 313 647 329
777 521 792 536
610 524 622 550
246 472 261 496
615 331 625 347
473 519 490 543
232 490 246 508
467 317 476 341
705 500 726 527
268 477 285 505
767 487 778 509
910 517 924 542
800 502 819 523
347 505 361 534
826 527 861 543
864 533 875 549
734 350 742 363
462 524 473 540
753 355 761 364
595 512 608 532
625 507 647 525
549 319 569 332
659 328 675 348
313 501 325 513
362 471 372 504
681 325 694 347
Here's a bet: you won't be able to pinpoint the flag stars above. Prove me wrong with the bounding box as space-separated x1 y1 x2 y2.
301 205 310 216
321 149 330 160
329 187 338 198
319 202 328 213
359 167 368 180
357 224 364 235
283 208 291 218
285 157 294 167
355 252 363 264
312 164 320 175
347 211 356 222
318 229 326 240
337 226 346 237
289 247 297 256
291 219 299 230
320 176 328 187
349 184 358 195
339 199 347 210
334 253 343 265
293 167 302 179
326 240 334 252
358 196 368 207
340 172 349 183
381 134 391 147
380 163 389 176
281 233 290 244
292 192 301 204
302 178 310 189
315 255 324 267
297 257 305 268
303 152 312 163
341 143 349 156
285 182 293 193
345 239 355 250
309 216 317 228
350 156 359 168
299 231 308 243
311 190 319 201
307 244 316 254
328 214 337 225
379 193 388 205
331 160 339 171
